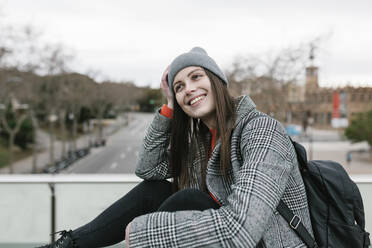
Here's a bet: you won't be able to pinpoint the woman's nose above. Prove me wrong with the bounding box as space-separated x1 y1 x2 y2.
185 83 196 94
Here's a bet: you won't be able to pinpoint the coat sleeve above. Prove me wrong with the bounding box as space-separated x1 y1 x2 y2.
135 110 172 180
129 116 296 247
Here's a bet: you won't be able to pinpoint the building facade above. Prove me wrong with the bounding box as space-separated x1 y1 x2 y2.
289 65 372 129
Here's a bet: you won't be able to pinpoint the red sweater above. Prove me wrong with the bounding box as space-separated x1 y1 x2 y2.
160 104 221 206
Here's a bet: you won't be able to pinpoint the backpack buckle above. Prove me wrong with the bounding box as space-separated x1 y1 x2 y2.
289 215 301 229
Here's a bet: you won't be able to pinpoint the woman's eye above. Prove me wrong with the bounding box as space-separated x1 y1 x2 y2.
174 84 183 92
192 74 201 80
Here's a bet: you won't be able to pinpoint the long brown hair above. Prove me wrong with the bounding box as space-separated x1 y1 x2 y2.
170 68 235 191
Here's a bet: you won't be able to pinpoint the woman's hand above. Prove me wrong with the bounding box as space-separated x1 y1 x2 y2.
160 65 174 109
125 222 131 248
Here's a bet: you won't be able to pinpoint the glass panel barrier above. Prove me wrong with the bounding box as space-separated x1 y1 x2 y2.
0 174 371 247
0 174 140 247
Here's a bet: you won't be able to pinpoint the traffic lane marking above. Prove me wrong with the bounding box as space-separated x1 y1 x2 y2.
110 162 118 169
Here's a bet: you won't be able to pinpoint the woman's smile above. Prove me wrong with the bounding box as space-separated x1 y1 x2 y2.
188 94 206 106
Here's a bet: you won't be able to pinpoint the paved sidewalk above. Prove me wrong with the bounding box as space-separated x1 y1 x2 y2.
0 132 93 174
0 118 126 174
298 140 372 174
292 127 372 174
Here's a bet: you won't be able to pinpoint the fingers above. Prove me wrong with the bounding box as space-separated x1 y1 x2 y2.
125 222 131 247
161 65 170 87
159 65 174 109
160 65 173 97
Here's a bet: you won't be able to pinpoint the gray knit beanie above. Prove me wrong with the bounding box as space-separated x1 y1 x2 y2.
168 47 228 92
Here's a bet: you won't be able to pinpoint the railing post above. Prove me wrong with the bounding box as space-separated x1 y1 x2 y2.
48 183 56 242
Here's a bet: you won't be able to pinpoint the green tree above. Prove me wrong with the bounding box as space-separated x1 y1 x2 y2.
137 88 163 112
0 105 34 150
344 111 372 147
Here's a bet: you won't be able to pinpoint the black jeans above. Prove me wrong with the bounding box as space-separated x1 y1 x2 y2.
72 180 220 248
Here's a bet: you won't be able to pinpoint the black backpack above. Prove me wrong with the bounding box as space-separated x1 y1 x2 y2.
277 140 371 248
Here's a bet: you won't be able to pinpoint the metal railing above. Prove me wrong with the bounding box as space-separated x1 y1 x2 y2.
0 174 140 247
0 174 371 247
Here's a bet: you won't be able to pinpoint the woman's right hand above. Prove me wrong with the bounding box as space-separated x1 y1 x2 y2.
125 222 131 248
160 65 174 109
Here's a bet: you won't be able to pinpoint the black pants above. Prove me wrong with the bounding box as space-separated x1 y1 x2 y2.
72 180 220 248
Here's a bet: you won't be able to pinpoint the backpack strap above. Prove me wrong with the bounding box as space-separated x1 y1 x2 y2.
279 137 318 247
364 232 371 248
277 200 318 248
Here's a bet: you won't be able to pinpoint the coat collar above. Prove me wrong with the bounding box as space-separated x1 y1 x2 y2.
233 95 256 126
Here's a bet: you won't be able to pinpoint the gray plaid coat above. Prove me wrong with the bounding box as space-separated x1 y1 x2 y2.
130 95 313 247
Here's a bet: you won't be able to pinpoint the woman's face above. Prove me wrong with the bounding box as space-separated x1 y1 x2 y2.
173 66 216 129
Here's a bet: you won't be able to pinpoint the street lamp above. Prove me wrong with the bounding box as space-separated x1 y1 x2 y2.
48 114 58 123
68 113 74 152
0 104 5 133
48 113 58 168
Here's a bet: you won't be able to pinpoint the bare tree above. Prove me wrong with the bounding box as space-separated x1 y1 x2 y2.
227 36 331 122
0 14 13 68
226 45 310 121
0 95 28 173
91 82 111 144
52 79 70 159
41 43 74 75
28 109 39 173
0 18 76 171
66 74 95 151
39 75 66 167
39 44 75 166
0 67 38 173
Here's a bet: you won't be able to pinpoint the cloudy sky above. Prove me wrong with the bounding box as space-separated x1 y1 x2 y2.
1 0 372 87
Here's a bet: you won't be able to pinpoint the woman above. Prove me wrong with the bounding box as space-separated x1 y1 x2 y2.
39 47 313 248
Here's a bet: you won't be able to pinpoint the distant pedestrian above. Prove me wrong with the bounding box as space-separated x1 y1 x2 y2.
347 152 352 165
302 116 308 136
37 47 313 248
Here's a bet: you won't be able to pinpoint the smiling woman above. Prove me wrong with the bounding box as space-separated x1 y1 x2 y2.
173 67 217 127
37 47 313 248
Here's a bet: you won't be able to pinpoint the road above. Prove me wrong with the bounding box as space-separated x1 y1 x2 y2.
60 113 371 174
63 112 153 174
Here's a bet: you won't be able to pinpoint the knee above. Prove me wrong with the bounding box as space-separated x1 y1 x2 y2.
137 180 172 195
139 179 171 189
158 188 216 212
171 188 202 203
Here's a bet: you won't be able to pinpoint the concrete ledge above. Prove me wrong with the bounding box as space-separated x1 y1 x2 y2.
1 173 371 183
0 174 142 183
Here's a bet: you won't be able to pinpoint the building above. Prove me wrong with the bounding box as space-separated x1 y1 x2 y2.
289 64 372 129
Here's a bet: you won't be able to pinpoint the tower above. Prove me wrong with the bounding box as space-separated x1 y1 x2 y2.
305 44 319 92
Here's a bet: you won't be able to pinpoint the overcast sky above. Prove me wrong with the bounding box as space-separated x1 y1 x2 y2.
1 0 372 88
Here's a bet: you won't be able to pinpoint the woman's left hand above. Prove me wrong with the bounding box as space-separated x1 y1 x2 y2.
125 222 131 247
